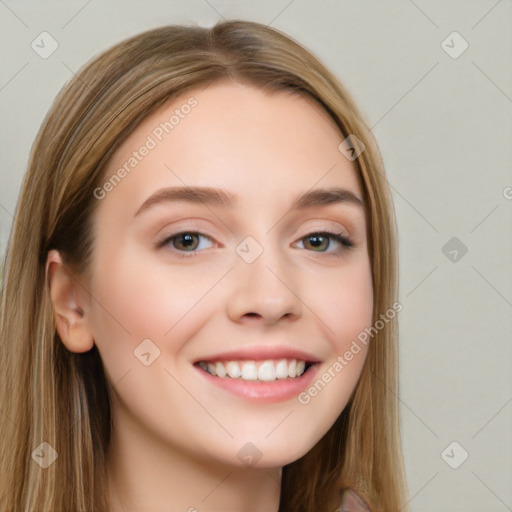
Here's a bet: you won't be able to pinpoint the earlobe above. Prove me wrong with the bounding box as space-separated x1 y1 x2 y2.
46 249 94 353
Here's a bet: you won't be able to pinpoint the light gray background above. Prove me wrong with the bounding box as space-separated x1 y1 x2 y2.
1 1 511 510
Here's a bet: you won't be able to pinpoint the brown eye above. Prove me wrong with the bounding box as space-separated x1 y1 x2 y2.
157 231 215 258
299 231 353 253
303 234 329 251
171 232 200 251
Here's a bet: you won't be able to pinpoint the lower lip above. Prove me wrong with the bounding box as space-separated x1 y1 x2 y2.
194 363 321 404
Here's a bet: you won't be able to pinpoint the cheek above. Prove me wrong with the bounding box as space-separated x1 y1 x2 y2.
294 261 373 440
85 244 224 361
310 260 372 359
314 258 374 352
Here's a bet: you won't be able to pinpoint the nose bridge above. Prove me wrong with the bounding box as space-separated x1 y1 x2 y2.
227 230 302 324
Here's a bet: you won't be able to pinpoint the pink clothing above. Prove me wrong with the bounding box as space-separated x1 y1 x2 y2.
337 488 372 512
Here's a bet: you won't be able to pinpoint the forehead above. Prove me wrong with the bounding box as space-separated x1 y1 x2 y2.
99 80 363 213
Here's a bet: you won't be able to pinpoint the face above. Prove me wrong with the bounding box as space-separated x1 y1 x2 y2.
81 80 373 468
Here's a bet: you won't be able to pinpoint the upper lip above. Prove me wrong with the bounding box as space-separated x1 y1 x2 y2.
193 345 322 364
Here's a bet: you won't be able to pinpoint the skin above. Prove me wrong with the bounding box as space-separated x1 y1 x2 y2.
46 80 373 512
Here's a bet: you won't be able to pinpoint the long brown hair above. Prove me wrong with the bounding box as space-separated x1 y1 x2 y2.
0 20 409 511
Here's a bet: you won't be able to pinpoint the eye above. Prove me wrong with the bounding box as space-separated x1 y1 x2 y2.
157 231 215 258
296 231 354 255
156 230 354 259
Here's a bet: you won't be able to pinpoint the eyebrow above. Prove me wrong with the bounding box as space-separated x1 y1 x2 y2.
133 185 364 218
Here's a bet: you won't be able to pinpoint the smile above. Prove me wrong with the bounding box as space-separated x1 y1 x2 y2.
196 358 311 381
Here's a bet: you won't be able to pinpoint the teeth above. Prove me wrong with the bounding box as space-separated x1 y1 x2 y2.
257 361 276 381
241 361 258 380
215 362 226 378
288 359 296 378
198 358 310 381
275 359 288 379
226 361 241 378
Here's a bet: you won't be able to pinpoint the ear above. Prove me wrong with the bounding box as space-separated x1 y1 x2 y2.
46 249 94 353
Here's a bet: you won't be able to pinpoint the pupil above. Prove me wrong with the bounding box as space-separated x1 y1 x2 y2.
309 235 326 250
178 233 196 249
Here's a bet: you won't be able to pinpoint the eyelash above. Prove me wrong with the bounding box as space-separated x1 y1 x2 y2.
156 230 354 259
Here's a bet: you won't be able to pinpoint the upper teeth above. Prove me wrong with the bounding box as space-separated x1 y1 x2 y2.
198 359 307 381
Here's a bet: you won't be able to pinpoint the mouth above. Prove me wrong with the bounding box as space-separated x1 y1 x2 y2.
194 358 316 382
192 346 322 402
193 357 320 403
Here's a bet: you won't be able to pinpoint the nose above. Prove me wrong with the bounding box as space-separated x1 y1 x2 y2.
225 241 302 326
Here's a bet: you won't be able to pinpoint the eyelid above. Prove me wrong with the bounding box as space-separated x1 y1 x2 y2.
154 218 219 245
295 221 351 239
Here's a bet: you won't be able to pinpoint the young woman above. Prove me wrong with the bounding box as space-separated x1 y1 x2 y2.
0 20 409 512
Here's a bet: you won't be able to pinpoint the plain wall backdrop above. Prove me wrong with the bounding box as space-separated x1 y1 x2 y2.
0 1 511 510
